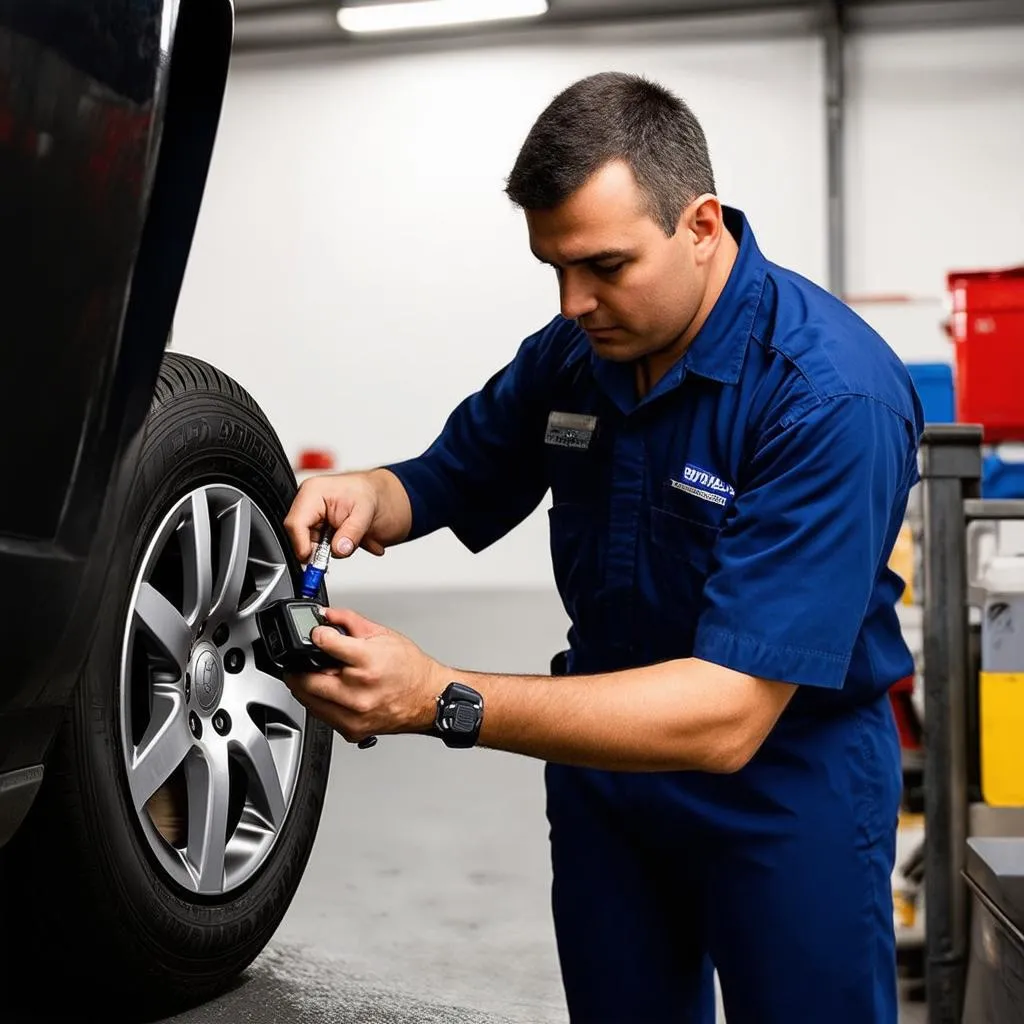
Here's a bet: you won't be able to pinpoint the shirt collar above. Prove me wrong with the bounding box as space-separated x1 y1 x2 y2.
589 205 767 412
679 206 766 386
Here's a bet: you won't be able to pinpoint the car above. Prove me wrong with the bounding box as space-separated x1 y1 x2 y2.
0 0 333 1014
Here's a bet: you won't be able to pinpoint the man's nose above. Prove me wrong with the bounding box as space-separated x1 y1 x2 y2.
559 271 598 321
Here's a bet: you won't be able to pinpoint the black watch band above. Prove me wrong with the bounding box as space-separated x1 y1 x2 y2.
433 681 484 749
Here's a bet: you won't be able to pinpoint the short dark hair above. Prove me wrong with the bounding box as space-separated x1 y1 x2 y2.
505 72 716 236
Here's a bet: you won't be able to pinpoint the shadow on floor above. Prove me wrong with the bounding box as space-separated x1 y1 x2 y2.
0 943 523 1024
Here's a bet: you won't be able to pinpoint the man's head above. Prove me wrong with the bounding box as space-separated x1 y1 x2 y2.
506 73 734 372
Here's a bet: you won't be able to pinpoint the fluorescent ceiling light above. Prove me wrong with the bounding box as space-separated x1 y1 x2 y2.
337 0 549 35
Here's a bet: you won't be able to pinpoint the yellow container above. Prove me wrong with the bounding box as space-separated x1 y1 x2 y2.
889 522 916 605
979 671 1024 806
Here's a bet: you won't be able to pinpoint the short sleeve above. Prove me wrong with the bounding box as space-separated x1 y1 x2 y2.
693 395 917 688
384 319 569 552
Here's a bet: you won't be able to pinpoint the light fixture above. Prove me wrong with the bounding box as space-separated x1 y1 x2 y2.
337 0 549 35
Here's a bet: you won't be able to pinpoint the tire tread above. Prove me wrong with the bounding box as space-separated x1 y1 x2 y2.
155 351 261 416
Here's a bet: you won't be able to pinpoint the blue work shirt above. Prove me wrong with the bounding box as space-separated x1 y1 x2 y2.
386 207 924 729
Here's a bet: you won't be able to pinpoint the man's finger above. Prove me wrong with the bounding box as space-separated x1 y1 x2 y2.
287 671 379 738
288 667 350 705
310 623 365 664
319 606 387 639
283 484 326 563
333 503 374 558
286 677 359 736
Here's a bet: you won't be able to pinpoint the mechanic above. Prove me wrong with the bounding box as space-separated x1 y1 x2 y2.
282 71 924 1024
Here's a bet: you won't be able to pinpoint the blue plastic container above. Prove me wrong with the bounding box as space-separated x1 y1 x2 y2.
906 362 955 423
982 453 1024 499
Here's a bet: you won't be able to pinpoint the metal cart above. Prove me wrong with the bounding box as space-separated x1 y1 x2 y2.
917 425 1024 1023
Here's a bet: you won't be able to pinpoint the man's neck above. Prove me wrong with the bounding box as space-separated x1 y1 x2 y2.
635 229 741 398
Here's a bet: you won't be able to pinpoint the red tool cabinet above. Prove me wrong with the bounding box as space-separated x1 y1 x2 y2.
948 266 1024 442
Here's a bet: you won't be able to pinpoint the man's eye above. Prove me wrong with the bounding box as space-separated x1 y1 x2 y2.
594 263 624 275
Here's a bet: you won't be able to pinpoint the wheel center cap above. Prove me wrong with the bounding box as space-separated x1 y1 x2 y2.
192 645 223 711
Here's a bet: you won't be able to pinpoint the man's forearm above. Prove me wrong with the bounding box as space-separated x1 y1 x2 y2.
452 658 794 773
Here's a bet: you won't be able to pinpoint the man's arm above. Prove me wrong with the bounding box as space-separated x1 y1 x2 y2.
465 659 795 772
291 607 795 774
382 318 572 553
285 318 571 562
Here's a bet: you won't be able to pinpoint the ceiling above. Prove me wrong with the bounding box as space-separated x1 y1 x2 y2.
229 0 1024 54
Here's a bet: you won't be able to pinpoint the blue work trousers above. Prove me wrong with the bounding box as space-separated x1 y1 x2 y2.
545 697 902 1024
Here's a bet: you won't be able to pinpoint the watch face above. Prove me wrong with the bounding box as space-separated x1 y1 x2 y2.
448 702 478 733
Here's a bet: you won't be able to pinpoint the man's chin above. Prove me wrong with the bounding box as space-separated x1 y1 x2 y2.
586 334 637 361
592 345 636 363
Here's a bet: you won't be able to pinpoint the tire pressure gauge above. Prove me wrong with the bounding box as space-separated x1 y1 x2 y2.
256 599 344 672
255 599 379 749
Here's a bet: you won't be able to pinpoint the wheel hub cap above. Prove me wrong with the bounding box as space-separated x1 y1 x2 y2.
192 645 223 711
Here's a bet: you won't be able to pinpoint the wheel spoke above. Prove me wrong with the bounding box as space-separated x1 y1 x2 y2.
209 498 252 627
233 718 286 829
180 490 214 629
185 744 231 894
235 806 275 843
231 664 306 728
135 583 192 671
129 681 191 810
238 561 292 620
232 562 293 647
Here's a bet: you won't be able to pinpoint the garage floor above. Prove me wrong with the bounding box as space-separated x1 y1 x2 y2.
3 589 927 1023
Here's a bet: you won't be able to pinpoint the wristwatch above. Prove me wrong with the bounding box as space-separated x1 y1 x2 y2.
433 681 484 749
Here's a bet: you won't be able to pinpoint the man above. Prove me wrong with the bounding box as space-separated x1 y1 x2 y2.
283 72 923 1023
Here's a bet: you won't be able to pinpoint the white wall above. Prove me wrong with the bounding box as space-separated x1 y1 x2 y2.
173 19 825 591
171 17 1024 592
845 23 1024 363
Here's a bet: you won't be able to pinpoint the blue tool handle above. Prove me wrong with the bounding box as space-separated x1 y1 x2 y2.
300 524 336 599
300 565 324 599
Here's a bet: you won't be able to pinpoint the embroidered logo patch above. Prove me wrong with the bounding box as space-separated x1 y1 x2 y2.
670 464 735 507
545 411 598 450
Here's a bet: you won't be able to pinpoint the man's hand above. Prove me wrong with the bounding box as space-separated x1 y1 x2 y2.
284 608 447 746
284 469 413 562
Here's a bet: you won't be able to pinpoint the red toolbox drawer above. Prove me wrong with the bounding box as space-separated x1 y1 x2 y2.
948 266 1024 442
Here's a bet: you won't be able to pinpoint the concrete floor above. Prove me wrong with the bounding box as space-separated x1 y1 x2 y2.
3 589 928 1023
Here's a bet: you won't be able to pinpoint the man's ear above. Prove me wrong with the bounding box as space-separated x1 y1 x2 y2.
679 194 723 266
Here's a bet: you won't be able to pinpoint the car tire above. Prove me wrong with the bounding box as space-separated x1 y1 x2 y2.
2 353 333 1016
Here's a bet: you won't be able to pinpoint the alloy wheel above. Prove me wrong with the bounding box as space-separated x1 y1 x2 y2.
119 484 307 896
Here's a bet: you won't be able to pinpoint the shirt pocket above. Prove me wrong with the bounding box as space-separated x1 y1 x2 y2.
649 505 720 577
643 505 722 659
545 436 610 507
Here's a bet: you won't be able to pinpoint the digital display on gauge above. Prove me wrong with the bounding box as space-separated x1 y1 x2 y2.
288 604 321 642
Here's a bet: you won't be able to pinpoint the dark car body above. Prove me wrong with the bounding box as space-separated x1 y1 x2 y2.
0 0 234 846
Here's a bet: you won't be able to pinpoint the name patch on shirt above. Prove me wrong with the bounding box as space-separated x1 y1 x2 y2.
670 464 736 507
545 411 598 450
